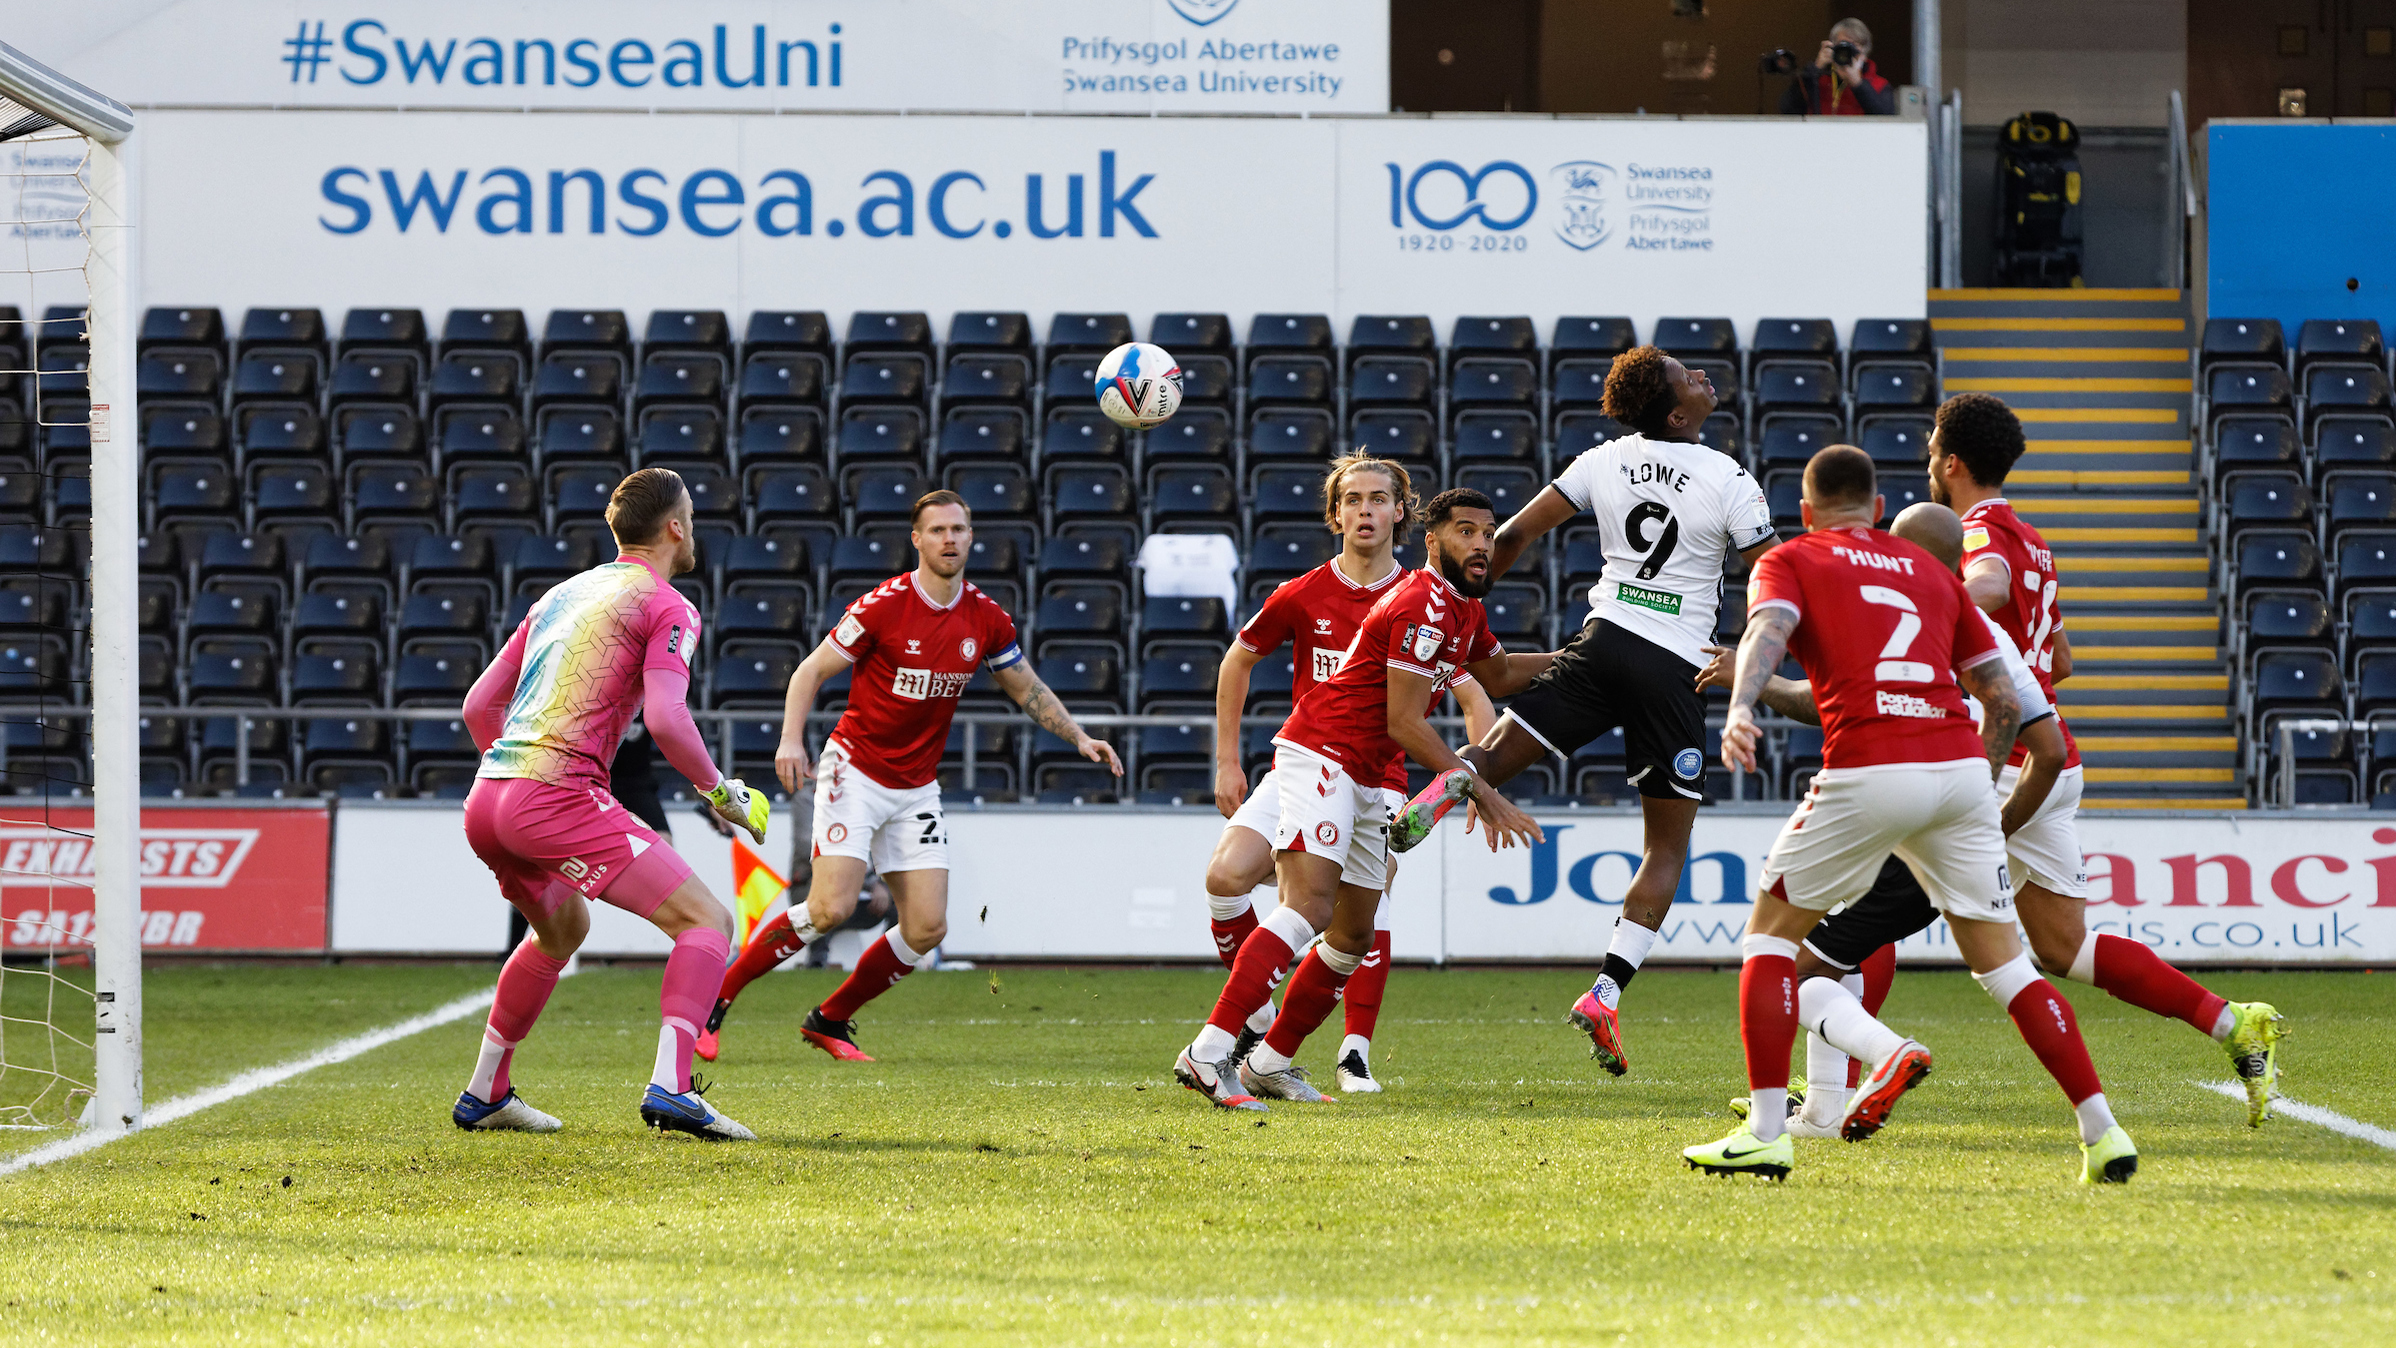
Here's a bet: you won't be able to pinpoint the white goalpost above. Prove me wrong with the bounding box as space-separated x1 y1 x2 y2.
0 45 138 1134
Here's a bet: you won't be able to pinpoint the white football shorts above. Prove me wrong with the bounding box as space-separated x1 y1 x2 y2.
1265 745 1402 892
811 737 947 874
1998 761 2088 899
1761 759 2013 924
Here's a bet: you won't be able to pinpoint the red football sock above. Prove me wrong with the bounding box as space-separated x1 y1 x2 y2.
2092 934 2227 1036
2005 981 2104 1105
1264 949 1351 1058
1209 906 1261 971
716 909 808 1009
1340 929 1393 1040
1206 925 1296 1036
1741 952 1799 1091
818 931 916 1022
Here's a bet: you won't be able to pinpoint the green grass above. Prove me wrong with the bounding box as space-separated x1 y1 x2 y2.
0 962 2390 1345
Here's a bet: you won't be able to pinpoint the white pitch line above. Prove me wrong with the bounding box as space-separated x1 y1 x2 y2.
0 986 497 1177
2198 1081 2396 1152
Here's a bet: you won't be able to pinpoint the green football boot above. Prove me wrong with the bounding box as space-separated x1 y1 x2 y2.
2080 1124 2138 1185
1683 1125 1794 1180
1726 1081 1805 1120
2222 1001 2288 1127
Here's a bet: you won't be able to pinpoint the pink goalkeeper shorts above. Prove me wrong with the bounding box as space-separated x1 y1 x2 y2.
463 776 695 920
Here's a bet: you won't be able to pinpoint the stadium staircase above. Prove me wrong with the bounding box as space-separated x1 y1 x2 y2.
1929 289 2239 809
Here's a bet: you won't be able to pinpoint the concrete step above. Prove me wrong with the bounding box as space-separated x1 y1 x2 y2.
2059 702 2230 724
2083 765 2239 785
1931 316 2188 336
2079 796 2250 810
2069 644 2221 662
2038 525 2202 548
2012 468 2191 489
1942 346 2189 364
2069 616 2221 639
2063 585 2211 605
2076 735 2239 770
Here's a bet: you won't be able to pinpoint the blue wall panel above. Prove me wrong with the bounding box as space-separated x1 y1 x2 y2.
2208 123 2396 333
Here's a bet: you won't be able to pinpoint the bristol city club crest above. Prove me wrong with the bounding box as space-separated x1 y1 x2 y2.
1409 623 1445 664
1314 821 1340 846
959 637 978 661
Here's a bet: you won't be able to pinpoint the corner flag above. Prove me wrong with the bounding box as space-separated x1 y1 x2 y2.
729 838 788 947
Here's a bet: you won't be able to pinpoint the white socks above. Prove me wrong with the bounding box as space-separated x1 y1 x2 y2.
1608 917 1659 970
885 928 929 968
1340 1033 1370 1062
467 1029 511 1102
1971 952 2042 1009
1261 904 1316 952
2209 1005 2237 1042
1799 972 1868 1124
2065 930 2100 985
1315 942 1365 978
1246 1042 1293 1074
1749 1089 1789 1142
649 1024 682 1092
2074 1093 2117 1146
1207 891 1256 922
1800 975 1907 1075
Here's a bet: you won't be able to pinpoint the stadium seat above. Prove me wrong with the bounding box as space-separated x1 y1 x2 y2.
2295 318 2383 376
1349 355 1435 408
843 312 935 361
1752 318 1837 357
1752 359 1840 414
142 404 226 457
1553 411 1631 458
844 465 932 522
1047 312 1134 356
139 347 222 402
935 408 1027 467
2212 414 2301 474
1851 362 1935 411
1551 358 1612 410
230 351 318 410
1034 645 1120 700
291 654 380 707
643 309 731 355
2304 363 2392 428
150 461 239 532
1450 357 1538 408
186 589 276 641
1248 523 1337 583
1655 317 1737 356
1141 595 1229 646
541 309 632 360
1248 355 1332 405
1451 410 1539 463
949 463 1035 521
350 461 441 538
1040 406 1129 466
1699 414 1745 462
1248 407 1333 460
737 350 828 412
1148 465 1237 531
428 349 523 410
249 461 337 534
2197 317 2285 376
2358 650 2396 717
708 647 802 708
1849 317 1934 361
1139 645 1220 704
1758 412 1845 467
440 308 531 360
945 310 1031 354
2243 590 2332 650
2220 471 2311 540
1036 584 1125 646
1149 313 1232 354
237 405 328 466
1049 464 1137 524
742 310 832 358
938 354 1031 411
828 533 909 584
140 306 226 355
1037 535 1129 586
2249 648 2343 721
1457 465 1541 520
2206 364 2294 426
1483 583 1546 642
327 351 414 411
506 533 594 592
1042 352 1102 404
1348 409 1437 468
2315 414 2396 475
637 406 726 465
1176 353 1234 405
433 406 526 469
2336 529 2396 603
1248 465 1323 522
836 407 924 465
1245 314 1333 357
839 353 929 407
335 406 424 465
2328 472 2396 532
549 463 622 529
634 351 728 414
1552 316 1637 356
1450 316 1537 360
237 306 328 360
735 407 823 469
1347 315 1436 363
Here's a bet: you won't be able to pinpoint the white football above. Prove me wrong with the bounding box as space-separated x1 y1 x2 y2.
1093 341 1183 429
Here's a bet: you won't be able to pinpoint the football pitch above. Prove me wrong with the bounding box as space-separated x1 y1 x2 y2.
1 963 2389 1345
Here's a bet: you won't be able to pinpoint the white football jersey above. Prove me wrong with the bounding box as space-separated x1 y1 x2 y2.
1550 433 1777 665
1969 609 2054 728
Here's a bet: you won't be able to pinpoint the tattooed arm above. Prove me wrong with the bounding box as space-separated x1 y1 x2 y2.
1694 643 1821 726
1955 654 2022 780
992 661 1124 777
1721 606 1798 774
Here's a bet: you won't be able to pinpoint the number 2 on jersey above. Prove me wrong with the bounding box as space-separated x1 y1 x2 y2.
1859 585 1932 684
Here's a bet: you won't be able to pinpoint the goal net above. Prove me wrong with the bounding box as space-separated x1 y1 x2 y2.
0 45 137 1135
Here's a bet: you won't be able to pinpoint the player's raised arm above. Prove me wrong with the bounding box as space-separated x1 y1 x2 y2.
1385 665 1542 850
2003 714 2067 837
1721 605 1798 774
1453 674 1499 746
1461 648 1556 700
462 615 531 752
1486 485 1578 583
1212 641 1265 816
774 637 851 794
992 661 1123 777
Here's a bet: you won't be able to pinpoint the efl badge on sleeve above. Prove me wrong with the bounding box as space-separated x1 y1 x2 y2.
1409 623 1445 664
835 612 866 648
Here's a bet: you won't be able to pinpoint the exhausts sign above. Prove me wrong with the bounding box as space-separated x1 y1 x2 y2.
0 807 330 952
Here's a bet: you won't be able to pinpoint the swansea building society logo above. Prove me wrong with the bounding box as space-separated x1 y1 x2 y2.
1551 160 1615 251
1167 0 1241 25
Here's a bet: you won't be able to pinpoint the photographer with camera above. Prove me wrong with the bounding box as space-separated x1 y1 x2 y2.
1770 18 1894 116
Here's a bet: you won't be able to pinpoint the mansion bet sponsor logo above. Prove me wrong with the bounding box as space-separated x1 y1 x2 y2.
1384 158 1717 255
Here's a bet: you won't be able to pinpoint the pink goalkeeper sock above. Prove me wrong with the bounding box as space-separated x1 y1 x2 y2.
470 940 569 1101
656 927 732 1093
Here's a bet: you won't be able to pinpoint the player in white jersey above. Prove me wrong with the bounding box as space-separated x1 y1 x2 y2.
1389 346 1776 1076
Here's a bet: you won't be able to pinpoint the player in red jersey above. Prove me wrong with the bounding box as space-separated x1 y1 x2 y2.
1174 489 1555 1109
1933 392 2286 1122
1205 454 1499 1092
697 491 1121 1061
1684 447 2138 1183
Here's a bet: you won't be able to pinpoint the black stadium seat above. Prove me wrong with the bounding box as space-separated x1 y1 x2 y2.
2199 317 2284 376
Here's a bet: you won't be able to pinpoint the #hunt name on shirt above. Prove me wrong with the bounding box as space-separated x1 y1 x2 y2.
891 667 974 701
1875 689 1949 719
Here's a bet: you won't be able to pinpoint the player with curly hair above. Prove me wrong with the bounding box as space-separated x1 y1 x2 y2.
1388 344 1777 1078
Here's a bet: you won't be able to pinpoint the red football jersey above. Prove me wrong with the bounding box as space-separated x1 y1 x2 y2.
1274 567 1502 791
825 572 1024 789
1960 498 2080 770
1235 559 1408 700
1746 527 1999 771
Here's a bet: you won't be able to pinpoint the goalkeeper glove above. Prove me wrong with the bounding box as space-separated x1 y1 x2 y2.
701 776 770 846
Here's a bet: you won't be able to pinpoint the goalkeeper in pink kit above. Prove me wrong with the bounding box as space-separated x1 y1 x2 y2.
453 468 773 1140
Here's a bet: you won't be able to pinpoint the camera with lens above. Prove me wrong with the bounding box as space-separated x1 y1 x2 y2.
1758 48 1797 76
1830 39 1860 67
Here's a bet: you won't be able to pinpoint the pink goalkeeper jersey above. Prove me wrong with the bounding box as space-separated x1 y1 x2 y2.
478 555 702 789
